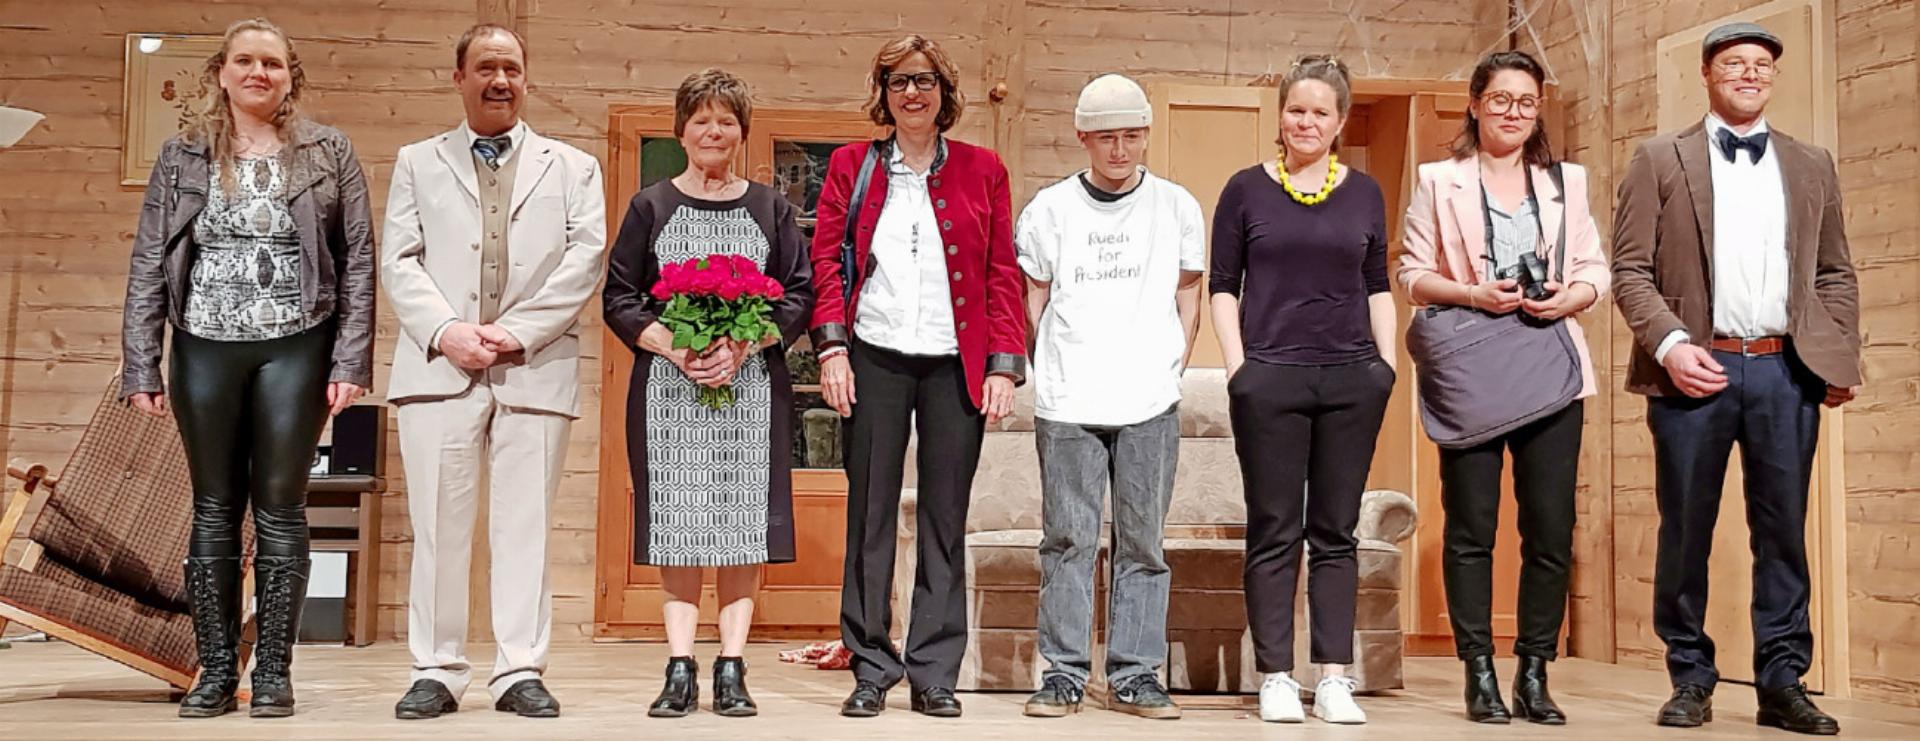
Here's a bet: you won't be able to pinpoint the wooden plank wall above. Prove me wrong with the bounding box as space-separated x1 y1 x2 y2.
0 0 475 640
4 3 1913 706
0 0 1505 644
1537 0 1920 707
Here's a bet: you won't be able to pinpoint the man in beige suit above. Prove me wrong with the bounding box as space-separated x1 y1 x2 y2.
1612 23 1859 737
381 24 606 720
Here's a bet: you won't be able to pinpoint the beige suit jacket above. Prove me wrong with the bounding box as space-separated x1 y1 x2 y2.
381 124 607 417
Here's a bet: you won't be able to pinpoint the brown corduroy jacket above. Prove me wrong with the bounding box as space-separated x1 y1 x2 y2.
1610 120 1861 397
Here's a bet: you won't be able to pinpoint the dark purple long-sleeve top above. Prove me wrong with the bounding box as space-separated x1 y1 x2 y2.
1209 164 1390 366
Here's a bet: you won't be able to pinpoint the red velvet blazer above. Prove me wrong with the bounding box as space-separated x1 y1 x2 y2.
808 137 1028 409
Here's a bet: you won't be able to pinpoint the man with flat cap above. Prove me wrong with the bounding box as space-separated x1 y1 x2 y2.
1612 21 1858 736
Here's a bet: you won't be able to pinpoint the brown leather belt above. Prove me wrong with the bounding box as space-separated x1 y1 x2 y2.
1710 335 1787 356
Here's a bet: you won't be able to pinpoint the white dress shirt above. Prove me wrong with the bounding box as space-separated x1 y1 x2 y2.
852 143 959 356
1653 113 1790 363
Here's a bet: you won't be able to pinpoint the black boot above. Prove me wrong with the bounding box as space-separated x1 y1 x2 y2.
712 656 757 717
1463 655 1511 723
179 557 243 718
649 656 699 717
1511 654 1566 725
248 556 309 718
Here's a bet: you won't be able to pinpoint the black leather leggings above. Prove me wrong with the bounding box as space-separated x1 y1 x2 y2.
170 324 332 560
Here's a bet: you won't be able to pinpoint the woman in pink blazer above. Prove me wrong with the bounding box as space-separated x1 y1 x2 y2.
1398 51 1610 726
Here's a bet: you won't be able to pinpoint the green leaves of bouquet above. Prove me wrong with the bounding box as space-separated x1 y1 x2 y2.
650 254 787 409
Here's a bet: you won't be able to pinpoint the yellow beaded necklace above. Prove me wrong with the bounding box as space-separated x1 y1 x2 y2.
1275 153 1343 206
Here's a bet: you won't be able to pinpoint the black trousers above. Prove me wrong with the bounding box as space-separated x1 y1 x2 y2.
1648 350 1822 691
1228 358 1393 672
839 338 984 690
170 324 333 560
1439 400 1583 660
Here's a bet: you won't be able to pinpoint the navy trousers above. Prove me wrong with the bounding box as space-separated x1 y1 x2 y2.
1647 349 1823 691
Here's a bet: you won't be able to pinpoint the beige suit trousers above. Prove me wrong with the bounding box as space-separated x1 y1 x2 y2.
397 380 570 701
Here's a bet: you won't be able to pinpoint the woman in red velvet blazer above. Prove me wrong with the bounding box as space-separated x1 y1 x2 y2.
808 34 1027 719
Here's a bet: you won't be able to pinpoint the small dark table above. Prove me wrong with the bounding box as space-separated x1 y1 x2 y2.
307 475 385 646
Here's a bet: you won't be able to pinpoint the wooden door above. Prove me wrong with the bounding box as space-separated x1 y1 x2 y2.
595 106 884 640
1146 85 1277 370
1654 0 1846 691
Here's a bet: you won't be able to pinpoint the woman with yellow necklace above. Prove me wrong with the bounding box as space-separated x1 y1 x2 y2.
1209 55 1395 727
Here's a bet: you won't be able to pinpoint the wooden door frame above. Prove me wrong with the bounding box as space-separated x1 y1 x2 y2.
594 105 883 639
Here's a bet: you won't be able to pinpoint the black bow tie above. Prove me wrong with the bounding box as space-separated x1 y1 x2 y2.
1716 128 1769 164
473 135 513 169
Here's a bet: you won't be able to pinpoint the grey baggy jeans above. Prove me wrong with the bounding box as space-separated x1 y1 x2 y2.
1034 404 1179 686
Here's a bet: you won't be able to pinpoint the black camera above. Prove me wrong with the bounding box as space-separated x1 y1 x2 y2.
1495 252 1553 301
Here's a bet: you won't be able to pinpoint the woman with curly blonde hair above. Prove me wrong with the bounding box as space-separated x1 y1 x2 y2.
120 16 375 719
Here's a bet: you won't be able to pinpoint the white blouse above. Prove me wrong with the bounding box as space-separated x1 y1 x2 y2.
852 142 959 356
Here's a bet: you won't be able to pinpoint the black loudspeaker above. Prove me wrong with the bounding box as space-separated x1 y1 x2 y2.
328 404 387 476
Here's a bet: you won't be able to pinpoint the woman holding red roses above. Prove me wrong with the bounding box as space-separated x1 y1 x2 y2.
602 68 813 718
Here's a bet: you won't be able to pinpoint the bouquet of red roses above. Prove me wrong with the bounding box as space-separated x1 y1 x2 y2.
649 253 787 409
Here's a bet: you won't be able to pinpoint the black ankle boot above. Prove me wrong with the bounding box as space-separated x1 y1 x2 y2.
712 656 757 717
1464 655 1512 723
649 656 699 717
179 557 243 718
248 556 309 718
1512 655 1566 724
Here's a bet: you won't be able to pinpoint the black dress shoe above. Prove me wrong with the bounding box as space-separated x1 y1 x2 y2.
493 679 561 718
1463 655 1511 723
649 656 699 718
394 679 459 720
841 680 888 718
911 686 963 718
1657 683 1714 727
712 657 757 717
1757 683 1840 736
1511 655 1566 725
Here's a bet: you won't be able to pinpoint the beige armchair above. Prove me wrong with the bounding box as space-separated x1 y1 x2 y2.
895 368 1418 694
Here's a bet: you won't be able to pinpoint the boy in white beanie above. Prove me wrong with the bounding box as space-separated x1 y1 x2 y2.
1016 73 1205 720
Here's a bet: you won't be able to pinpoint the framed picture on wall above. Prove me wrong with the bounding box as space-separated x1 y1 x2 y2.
121 33 220 186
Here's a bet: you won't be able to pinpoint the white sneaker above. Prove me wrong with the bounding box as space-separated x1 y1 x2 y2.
1312 675 1367 724
1259 673 1305 723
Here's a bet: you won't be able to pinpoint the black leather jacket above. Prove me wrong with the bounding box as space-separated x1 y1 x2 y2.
120 119 376 399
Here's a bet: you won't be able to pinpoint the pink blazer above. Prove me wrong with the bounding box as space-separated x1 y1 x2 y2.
1398 157 1612 399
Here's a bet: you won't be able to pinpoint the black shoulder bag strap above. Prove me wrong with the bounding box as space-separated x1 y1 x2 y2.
1478 162 1568 285
1548 162 1567 285
838 140 886 312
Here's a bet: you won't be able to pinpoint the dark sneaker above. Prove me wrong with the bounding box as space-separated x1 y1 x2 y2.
1023 675 1084 717
1110 674 1181 719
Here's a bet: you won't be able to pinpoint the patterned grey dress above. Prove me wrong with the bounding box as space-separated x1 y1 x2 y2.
183 156 329 340
604 181 812 567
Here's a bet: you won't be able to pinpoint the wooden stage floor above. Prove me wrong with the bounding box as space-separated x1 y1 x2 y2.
3 640 1918 739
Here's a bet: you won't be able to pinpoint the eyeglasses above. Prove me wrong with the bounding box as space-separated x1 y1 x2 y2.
1714 59 1778 78
885 72 941 93
1480 92 1542 118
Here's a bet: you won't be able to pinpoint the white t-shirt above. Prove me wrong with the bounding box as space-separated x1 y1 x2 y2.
1017 168 1206 426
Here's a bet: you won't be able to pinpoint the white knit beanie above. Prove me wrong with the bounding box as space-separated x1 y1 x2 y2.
1074 74 1151 132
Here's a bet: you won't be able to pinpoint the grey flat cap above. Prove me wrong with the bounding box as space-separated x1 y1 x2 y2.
1703 22 1784 62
